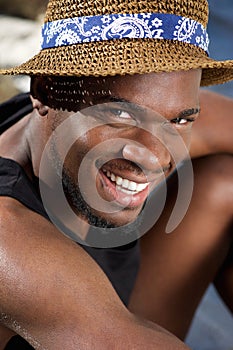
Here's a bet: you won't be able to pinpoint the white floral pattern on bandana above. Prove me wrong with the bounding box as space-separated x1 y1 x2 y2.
41 13 209 53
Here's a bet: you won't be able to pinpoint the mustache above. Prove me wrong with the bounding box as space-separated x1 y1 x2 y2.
97 158 170 176
97 158 144 175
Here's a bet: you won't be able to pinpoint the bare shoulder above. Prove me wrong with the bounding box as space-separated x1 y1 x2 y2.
0 197 120 348
0 197 190 349
0 196 71 251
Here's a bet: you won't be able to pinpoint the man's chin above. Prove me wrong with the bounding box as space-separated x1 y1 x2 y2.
62 170 145 246
79 208 140 230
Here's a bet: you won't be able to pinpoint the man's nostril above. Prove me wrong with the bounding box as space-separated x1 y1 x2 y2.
122 144 161 170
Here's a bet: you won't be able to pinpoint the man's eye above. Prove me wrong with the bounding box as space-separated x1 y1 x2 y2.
111 109 132 119
171 117 195 125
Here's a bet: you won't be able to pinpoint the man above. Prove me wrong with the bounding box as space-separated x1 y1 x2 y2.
0 0 232 348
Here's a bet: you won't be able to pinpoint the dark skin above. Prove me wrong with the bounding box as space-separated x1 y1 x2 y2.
0 70 232 348
129 90 233 338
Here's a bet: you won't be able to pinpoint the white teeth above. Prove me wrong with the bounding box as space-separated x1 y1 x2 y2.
137 183 148 191
116 186 133 195
116 176 123 186
103 169 148 193
129 182 137 191
122 179 129 189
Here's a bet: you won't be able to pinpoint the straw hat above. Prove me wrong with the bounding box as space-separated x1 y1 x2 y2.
1 0 233 86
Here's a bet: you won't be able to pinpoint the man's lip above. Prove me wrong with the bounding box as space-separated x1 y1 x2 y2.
101 166 168 185
98 169 149 208
99 160 171 184
96 159 147 184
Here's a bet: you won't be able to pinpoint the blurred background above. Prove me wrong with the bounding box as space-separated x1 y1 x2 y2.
0 0 47 102
0 0 47 18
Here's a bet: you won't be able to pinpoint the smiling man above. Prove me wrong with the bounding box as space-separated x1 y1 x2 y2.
0 0 233 349
31 70 201 238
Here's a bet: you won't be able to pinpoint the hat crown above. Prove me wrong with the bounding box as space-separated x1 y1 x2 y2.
45 0 208 27
4 0 233 87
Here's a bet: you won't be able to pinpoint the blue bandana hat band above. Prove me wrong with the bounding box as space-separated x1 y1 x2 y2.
41 12 209 53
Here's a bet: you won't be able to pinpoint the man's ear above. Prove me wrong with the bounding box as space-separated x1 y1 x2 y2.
31 96 49 117
30 76 49 115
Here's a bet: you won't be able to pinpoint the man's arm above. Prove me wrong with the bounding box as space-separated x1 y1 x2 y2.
0 197 189 350
190 90 233 158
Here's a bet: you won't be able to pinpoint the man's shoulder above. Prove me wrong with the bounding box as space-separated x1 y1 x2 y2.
0 196 27 220
0 196 53 242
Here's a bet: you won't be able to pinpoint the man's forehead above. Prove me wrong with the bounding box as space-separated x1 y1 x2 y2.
33 69 200 90
33 72 163 90
37 75 116 87
31 70 200 113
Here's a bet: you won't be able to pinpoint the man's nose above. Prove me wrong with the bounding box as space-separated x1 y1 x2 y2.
122 137 171 174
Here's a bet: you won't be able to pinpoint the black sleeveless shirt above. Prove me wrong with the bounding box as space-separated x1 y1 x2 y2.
0 94 140 349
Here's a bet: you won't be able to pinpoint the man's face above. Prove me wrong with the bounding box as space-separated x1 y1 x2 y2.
42 70 201 230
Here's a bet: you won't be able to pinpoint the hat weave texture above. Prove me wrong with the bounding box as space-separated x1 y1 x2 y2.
1 0 233 86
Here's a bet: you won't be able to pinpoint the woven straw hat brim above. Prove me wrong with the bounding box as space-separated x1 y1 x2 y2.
1 38 233 86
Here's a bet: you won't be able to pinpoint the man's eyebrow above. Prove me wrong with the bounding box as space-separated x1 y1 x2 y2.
100 95 146 112
101 95 131 104
98 95 200 118
176 107 200 119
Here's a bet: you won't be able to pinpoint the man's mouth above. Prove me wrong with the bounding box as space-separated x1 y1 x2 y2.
103 169 148 195
98 166 150 208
